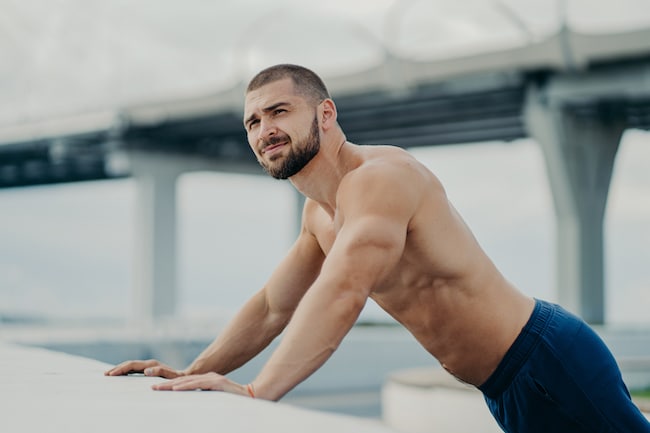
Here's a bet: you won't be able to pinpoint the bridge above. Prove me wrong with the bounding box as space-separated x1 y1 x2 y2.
1 1 650 324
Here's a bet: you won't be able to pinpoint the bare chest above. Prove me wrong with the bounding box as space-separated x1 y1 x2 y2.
309 204 431 303
313 216 420 296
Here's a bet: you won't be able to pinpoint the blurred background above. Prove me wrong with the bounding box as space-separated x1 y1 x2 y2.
1 0 649 418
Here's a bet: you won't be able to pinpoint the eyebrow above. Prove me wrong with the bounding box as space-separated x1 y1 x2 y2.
244 101 291 127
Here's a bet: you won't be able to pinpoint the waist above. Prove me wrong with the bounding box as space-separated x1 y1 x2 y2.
478 299 555 398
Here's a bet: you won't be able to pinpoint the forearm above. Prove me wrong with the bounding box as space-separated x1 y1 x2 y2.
249 216 404 400
186 290 289 375
252 286 366 400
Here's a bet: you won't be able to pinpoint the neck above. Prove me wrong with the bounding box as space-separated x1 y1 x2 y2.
289 134 357 213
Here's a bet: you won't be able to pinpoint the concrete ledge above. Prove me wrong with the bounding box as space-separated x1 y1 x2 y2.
0 323 439 417
382 367 502 433
0 343 397 433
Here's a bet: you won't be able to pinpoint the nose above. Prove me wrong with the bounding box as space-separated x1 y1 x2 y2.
259 118 277 140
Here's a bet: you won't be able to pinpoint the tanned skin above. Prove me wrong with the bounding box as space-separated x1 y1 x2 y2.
106 77 535 401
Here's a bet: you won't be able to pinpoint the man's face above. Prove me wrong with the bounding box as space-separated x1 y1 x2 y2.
244 78 320 179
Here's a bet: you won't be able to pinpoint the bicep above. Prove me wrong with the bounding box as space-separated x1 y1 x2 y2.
320 213 407 296
319 166 419 294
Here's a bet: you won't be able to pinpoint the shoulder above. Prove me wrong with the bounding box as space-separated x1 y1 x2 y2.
301 197 332 235
349 145 429 180
303 197 324 220
342 146 437 200
337 146 436 218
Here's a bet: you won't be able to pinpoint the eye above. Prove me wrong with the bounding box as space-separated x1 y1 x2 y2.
247 119 259 131
272 108 286 116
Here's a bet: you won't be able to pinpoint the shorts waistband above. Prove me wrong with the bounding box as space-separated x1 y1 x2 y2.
479 299 555 399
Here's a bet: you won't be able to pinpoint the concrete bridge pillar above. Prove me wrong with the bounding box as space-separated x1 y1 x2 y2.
128 152 185 324
524 86 626 324
125 151 264 325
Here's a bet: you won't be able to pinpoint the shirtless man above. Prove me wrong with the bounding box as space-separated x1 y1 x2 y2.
106 64 650 432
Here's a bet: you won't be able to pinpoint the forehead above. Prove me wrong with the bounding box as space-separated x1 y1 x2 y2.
244 78 303 117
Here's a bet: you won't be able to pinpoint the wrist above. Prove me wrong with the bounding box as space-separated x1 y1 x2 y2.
246 383 256 398
185 358 209 375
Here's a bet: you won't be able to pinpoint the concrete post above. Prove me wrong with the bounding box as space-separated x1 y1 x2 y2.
524 87 625 324
129 153 183 324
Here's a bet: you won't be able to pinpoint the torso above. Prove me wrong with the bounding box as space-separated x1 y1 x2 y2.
305 144 535 386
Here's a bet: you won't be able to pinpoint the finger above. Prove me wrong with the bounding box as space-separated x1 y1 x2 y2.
152 376 196 391
144 366 182 379
152 374 220 392
105 360 158 376
172 376 219 391
105 362 140 376
151 381 175 391
106 366 144 376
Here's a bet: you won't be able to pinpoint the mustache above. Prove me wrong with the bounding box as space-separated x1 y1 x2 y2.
262 134 290 148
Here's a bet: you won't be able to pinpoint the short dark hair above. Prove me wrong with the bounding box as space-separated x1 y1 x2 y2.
246 64 330 104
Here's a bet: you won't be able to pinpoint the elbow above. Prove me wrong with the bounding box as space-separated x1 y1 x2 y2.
268 309 293 332
256 288 293 337
333 289 368 324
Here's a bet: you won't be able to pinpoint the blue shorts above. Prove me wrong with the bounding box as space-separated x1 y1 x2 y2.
479 299 650 432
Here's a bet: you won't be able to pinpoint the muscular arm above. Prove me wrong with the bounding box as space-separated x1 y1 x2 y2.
186 227 324 375
105 216 324 378
252 166 419 400
148 162 421 398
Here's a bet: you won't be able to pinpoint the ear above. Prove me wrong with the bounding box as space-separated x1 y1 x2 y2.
319 99 338 131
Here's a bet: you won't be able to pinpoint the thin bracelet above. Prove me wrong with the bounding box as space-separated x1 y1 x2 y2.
246 383 255 398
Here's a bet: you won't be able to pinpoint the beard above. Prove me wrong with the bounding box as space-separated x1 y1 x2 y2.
259 116 320 180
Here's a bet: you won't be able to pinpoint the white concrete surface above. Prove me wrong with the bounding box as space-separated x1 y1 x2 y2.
382 367 502 433
0 322 437 417
0 343 397 433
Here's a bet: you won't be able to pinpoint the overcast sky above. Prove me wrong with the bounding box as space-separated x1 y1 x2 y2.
2 0 650 125
0 132 647 325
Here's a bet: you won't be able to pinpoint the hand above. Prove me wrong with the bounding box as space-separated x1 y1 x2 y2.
104 359 184 379
151 372 249 397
